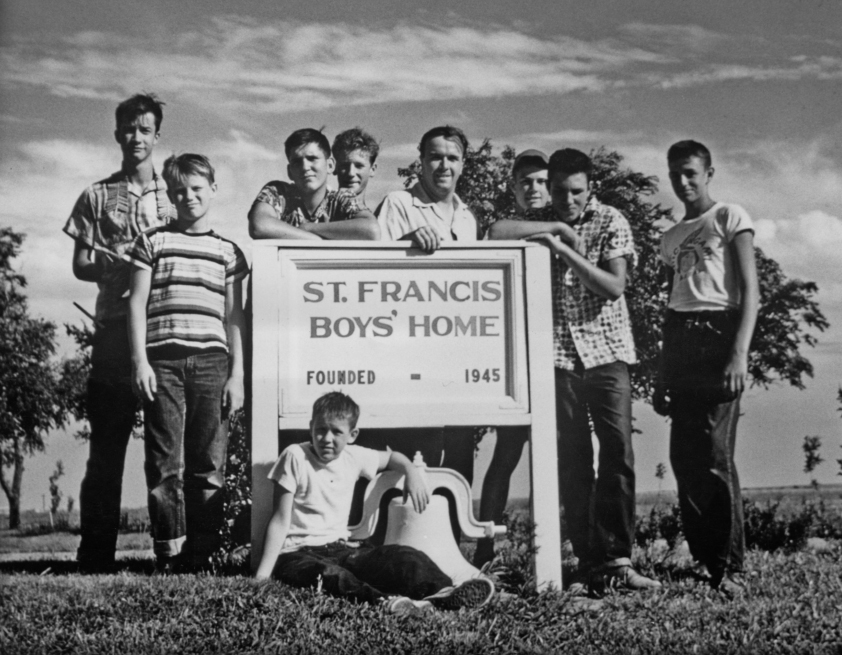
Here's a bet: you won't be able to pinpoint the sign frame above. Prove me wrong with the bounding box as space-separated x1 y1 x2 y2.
250 241 562 589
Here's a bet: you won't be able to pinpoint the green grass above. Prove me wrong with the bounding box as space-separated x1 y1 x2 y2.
1 547 841 654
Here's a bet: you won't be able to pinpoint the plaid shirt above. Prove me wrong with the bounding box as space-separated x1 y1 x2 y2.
63 170 175 322
512 199 637 370
252 181 365 227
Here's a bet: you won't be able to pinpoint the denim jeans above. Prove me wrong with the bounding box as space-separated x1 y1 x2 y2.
664 310 745 574
555 361 635 568
144 351 230 563
273 542 452 604
78 319 138 566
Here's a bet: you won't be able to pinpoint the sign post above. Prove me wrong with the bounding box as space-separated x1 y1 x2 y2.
250 241 562 589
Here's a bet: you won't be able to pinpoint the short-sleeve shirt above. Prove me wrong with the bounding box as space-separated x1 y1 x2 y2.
63 171 176 322
515 199 638 370
376 184 480 243
267 443 382 551
125 226 249 357
251 181 364 227
660 202 754 312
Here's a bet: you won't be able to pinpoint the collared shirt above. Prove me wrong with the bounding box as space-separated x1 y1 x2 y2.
376 183 480 243
554 197 637 369
252 181 365 227
63 170 176 322
504 199 637 370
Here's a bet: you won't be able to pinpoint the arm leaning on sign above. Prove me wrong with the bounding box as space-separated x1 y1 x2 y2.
248 201 322 240
380 450 430 513
527 233 627 301
255 485 293 580
488 219 584 255
298 208 380 241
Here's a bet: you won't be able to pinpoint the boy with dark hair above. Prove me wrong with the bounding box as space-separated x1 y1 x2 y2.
657 140 759 595
377 125 479 251
474 148 553 566
248 128 379 240
127 153 248 572
332 127 379 207
256 392 495 614
489 148 659 594
63 92 176 572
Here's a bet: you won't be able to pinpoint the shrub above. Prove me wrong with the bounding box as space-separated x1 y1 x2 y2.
635 504 683 548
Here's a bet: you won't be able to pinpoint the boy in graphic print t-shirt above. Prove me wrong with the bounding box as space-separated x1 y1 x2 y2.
657 140 759 597
126 153 248 572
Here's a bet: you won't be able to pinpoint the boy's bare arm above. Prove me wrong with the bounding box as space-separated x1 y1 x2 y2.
299 211 380 240
725 231 759 396
222 278 246 418
255 485 293 580
248 202 321 240
128 266 156 402
383 450 430 513
489 219 582 252
528 233 627 300
72 240 103 282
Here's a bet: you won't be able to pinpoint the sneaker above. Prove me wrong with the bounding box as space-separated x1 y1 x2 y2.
690 562 712 582
566 568 590 597
382 596 434 615
599 565 662 592
424 578 495 610
712 573 745 598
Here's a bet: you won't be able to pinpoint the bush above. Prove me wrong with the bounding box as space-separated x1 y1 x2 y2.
634 504 683 548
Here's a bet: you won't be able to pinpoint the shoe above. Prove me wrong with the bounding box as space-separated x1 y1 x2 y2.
712 573 745 598
566 568 590 597
424 578 495 610
690 562 712 582
598 565 662 592
382 596 434 615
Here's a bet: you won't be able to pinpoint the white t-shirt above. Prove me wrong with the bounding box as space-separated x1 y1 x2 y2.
267 443 382 551
376 183 479 243
660 202 754 312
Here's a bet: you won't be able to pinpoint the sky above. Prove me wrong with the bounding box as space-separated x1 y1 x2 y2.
1 0 841 512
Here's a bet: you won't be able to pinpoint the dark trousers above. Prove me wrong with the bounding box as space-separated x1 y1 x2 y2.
78 320 137 566
556 361 635 568
664 310 745 574
144 352 230 563
274 542 452 604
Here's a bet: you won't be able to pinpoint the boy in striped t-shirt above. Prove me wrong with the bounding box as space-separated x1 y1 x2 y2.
127 153 248 572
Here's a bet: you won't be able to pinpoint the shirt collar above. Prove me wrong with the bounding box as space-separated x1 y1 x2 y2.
410 182 466 211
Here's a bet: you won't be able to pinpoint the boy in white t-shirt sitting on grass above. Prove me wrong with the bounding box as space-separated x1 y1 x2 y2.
255 392 494 614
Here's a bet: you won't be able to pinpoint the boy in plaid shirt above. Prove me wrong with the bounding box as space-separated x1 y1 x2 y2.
489 149 659 595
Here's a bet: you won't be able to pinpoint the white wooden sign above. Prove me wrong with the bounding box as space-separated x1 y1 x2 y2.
251 242 562 589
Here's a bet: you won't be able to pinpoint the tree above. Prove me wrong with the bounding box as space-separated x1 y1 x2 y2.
48 459 64 528
400 142 828 400
0 228 72 529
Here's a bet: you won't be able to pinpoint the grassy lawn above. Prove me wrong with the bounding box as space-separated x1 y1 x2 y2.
2 548 841 654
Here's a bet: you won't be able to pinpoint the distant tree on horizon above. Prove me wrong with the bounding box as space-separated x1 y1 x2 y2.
0 228 74 529
399 141 829 401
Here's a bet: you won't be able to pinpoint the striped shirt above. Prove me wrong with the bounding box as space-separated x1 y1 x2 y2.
125 226 249 357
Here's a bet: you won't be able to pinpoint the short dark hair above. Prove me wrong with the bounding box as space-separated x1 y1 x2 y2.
548 148 593 183
115 93 165 132
333 128 380 164
285 128 331 161
162 153 215 189
312 391 360 429
667 140 712 169
418 125 469 159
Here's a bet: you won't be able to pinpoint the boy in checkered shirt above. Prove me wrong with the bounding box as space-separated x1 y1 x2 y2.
489 148 660 595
